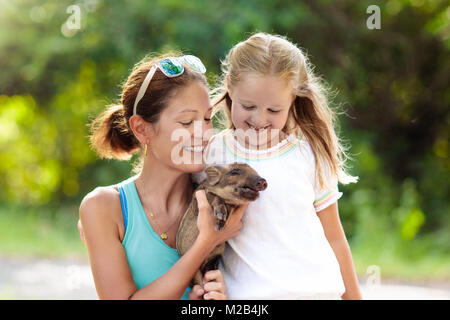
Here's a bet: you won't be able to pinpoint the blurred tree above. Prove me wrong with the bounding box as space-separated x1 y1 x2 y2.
0 0 448 250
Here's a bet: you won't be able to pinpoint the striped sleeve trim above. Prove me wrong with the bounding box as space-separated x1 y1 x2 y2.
313 188 343 212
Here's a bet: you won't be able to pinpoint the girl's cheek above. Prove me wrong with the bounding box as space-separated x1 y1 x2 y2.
230 105 247 129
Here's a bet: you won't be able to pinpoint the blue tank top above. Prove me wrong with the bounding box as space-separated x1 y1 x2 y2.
117 176 191 300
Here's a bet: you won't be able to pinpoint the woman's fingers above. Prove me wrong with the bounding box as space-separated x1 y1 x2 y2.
228 204 248 223
195 190 210 214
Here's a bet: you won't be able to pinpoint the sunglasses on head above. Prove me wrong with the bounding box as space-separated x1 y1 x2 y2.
133 55 207 116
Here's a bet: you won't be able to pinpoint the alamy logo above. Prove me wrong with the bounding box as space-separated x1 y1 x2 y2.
366 5 381 30
65 5 81 30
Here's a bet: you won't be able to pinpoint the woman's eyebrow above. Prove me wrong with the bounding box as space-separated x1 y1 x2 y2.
178 109 198 114
178 106 213 114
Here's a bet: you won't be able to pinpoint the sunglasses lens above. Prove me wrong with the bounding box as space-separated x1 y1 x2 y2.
182 55 206 74
159 58 184 76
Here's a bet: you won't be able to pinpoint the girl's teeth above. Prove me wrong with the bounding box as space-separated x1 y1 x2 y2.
248 123 269 131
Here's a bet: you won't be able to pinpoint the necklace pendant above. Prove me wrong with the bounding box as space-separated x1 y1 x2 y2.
160 232 168 240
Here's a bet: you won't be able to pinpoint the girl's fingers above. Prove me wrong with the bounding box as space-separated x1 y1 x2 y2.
203 269 223 283
203 281 225 294
189 285 205 300
204 291 227 300
203 270 226 294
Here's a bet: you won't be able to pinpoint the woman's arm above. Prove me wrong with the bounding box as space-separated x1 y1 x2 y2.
80 189 245 300
317 202 362 300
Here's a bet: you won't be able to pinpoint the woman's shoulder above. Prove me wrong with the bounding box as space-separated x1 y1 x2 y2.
79 185 123 227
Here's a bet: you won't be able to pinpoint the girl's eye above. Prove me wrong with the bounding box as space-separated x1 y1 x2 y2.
242 105 255 110
268 109 280 113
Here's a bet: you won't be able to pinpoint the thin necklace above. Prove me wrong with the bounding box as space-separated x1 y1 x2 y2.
135 177 190 241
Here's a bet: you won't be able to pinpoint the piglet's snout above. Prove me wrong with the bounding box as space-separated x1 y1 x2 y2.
253 177 267 191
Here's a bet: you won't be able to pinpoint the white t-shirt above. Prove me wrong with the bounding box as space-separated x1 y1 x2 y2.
193 129 346 299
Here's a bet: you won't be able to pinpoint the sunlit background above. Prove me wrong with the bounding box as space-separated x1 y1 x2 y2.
0 0 449 299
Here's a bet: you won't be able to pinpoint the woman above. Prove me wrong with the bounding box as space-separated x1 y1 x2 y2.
78 53 247 300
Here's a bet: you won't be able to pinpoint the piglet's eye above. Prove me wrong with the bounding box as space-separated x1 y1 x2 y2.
228 169 241 176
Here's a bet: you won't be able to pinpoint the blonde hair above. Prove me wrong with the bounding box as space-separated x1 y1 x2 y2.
212 32 358 189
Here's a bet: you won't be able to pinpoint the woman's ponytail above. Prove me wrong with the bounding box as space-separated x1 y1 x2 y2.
89 104 140 160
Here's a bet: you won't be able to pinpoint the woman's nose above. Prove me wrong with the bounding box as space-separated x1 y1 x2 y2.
191 119 212 143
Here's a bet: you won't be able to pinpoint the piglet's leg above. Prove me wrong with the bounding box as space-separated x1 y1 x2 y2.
210 197 228 231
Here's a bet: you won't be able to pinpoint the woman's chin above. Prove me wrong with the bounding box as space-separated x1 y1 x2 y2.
174 162 206 174
187 163 206 173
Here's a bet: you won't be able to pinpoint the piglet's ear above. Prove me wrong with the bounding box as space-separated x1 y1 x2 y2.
205 166 222 186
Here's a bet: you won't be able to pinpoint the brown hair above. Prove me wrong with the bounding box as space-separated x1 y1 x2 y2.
212 32 358 189
89 52 208 167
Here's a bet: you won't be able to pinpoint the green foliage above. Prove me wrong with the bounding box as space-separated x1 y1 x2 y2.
0 0 448 278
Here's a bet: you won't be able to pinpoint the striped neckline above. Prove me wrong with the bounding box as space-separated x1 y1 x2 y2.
223 129 300 161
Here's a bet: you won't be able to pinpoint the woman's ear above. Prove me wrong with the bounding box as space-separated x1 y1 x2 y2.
129 115 152 145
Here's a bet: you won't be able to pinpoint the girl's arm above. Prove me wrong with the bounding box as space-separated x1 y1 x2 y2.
317 202 362 300
80 189 245 300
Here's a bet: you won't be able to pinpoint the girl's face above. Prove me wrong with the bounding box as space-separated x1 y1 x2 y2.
148 81 213 173
228 74 295 149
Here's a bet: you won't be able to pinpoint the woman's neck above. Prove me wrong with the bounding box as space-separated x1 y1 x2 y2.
134 157 193 218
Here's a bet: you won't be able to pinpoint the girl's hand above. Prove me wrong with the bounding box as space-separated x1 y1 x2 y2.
195 190 247 248
203 270 227 300
189 269 227 300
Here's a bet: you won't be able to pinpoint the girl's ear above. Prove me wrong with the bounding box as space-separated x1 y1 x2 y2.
129 115 153 145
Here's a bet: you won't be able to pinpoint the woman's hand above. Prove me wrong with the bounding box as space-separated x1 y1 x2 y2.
195 190 247 249
189 270 227 300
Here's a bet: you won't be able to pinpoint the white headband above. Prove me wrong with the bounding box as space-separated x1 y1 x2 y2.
133 66 157 116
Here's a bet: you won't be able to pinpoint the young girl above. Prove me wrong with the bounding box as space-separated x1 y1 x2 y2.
196 33 362 299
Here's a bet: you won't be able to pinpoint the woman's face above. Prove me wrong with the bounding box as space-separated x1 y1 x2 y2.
229 74 295 149
148 80 213 173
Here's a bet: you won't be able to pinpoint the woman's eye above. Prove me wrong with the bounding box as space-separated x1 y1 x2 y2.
268 109 280 113
180 120 193 126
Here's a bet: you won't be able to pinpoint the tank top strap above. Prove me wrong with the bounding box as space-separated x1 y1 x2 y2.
116 175 138 237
